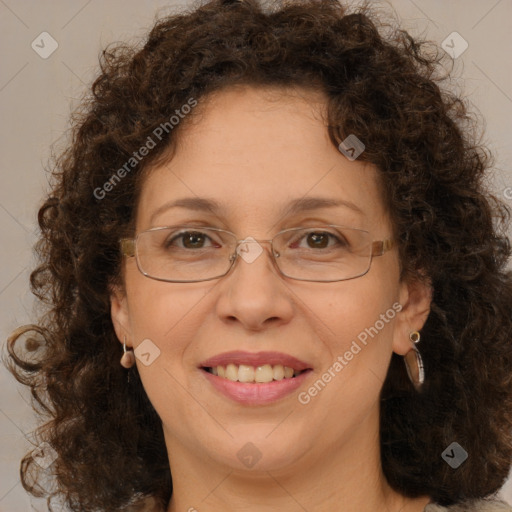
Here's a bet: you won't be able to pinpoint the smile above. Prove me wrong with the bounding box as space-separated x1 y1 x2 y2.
203 363 307 383
199 351 313 405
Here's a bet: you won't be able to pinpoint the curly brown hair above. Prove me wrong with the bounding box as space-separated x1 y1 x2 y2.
4 0 512 510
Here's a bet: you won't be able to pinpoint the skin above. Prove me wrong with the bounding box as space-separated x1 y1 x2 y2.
111 84 433 512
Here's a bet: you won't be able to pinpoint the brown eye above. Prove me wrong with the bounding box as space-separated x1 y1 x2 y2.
182 232 207 249
291 230 347 250
166 231 216 250
306 232 331 249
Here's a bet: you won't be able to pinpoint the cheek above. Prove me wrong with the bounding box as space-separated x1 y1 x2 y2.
123 272 210 414
126 257 192 323
308 268 400 352
302 263 401 410
289 278 401 446
124 267 210 361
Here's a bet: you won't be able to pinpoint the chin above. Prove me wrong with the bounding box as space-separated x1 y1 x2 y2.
202 428 311 474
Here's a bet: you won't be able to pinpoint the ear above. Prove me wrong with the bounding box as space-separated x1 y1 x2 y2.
110 284 132 349
392 275 432 356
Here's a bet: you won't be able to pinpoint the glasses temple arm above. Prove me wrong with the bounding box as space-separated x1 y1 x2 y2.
120 239 136 257
372 239 394 256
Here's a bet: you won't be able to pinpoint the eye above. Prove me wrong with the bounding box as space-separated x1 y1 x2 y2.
291 230 348 250
165 230 220 250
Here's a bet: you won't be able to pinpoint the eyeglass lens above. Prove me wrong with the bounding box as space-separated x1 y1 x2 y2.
134 226 374 282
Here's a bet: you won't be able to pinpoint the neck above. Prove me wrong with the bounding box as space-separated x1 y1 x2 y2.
164 406 431 512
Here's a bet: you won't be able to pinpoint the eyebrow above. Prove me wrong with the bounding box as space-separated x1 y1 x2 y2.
149 196 365 224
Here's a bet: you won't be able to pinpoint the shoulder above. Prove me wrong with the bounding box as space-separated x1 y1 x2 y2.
425 499 512 512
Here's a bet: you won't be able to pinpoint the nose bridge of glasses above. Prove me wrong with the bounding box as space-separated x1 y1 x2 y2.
233 237 279 261
236 237 273 246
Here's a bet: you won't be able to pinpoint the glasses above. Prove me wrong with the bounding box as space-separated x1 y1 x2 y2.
120 225 394 283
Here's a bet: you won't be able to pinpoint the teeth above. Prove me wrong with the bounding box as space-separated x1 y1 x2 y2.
273 364 285 380
255 364 274 382
226 363 238 382
238 364 255 383
207 363 303 383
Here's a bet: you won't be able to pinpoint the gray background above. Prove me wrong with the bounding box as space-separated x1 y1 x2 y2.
1 0 511 510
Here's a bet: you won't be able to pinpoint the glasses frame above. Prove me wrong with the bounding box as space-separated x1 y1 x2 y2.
120 224 394 283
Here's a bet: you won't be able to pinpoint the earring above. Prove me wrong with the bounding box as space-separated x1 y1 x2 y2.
404 331 424 391
120 336 135 369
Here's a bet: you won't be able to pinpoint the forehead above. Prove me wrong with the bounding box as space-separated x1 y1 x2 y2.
136 85 389 234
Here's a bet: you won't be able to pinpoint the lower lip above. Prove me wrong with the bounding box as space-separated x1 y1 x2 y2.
201 369 312 405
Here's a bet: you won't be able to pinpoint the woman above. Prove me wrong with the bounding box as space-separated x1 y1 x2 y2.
5 0 512 510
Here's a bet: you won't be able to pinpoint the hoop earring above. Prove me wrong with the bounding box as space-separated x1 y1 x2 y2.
120 336 135 369
404 331 424 391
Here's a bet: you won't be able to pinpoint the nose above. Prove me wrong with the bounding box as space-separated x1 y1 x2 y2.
214 238 294 332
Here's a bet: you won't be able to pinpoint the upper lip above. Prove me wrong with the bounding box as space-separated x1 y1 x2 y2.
199 351 312 371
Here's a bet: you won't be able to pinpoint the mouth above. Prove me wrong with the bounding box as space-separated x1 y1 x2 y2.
198 351 313 405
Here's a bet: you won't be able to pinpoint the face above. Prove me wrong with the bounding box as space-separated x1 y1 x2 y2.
111 85 431 478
